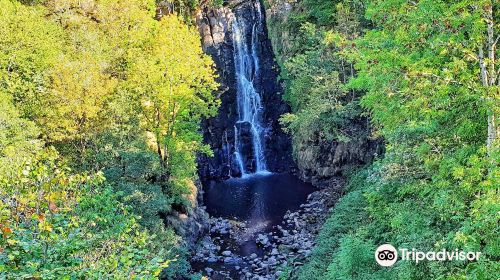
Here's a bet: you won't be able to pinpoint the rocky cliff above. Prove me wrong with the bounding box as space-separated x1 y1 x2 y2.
196 0 295 181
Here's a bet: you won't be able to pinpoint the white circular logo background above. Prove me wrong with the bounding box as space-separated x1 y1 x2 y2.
375 244 398 267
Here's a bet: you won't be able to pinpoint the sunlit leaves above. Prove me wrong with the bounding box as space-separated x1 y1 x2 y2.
128 14 219 186
0 149 171 279
294 0 499 279
0 0 216 278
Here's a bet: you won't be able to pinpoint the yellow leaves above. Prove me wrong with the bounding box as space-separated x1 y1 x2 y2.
32 213 46 222
153 259 172 277
452 166 465 179
453 231 469 245
17 196 30 207
45 191 68 203
123 13 218 170
439 48 449 56
6 238 17 245
45 54 118 142
38 220 53 232
45 0 98 15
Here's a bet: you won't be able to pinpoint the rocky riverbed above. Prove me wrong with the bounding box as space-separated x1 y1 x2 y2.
191 177 344 279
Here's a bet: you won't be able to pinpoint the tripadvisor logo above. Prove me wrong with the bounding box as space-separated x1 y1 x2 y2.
375 244 398 267
375 244 481 267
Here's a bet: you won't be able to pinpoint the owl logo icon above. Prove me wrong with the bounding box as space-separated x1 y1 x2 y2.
375 244 398 267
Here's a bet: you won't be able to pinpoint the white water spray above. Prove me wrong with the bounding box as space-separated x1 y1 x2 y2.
232 1 268 175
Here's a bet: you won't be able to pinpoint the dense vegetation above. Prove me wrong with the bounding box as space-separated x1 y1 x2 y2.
2 0 498 279
269 0 499 279
0 0 218 278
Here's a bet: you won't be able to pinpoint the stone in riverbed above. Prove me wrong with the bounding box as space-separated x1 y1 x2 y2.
222 250 232 256
267 256 277 266
256 234 269 246
224 256 239 264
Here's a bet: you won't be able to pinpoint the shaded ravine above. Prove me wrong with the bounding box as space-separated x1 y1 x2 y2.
191 0 324 279
204 173 316 255
191 173 325 279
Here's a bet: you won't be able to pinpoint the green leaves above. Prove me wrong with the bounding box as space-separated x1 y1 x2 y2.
289 0 499 279
0 150 173 279
0 1 218 278
280 21 366 158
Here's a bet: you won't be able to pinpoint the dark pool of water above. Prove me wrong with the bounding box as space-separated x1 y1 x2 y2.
203 172 316 254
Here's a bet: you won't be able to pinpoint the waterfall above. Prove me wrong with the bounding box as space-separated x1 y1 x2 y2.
234 125 246 173
232 1 268 175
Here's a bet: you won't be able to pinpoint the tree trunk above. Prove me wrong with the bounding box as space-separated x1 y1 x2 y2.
157 137 164 168
478 3 498 153
155 107 165 168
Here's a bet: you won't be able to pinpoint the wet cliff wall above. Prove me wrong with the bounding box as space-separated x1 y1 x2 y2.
196 0 295 181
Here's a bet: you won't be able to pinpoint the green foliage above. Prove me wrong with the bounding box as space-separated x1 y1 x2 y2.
295 171 372 279
267 0 500 278
277 2 370 163
0 90 42 178
128 14 219 197
0 0 219 278
0 149 172 279
280 23 362 145
325 235 381 280
293 0 500 279
287 0 366 31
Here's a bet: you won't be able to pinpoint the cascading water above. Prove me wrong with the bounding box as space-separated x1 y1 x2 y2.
232 1 268 175
194 1 318 276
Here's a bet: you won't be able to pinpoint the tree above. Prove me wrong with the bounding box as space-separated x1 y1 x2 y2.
129 15 219 178
0 148 170 279
0 1 219 278
0 0 63 124
295 0 499 278
477 1 499 153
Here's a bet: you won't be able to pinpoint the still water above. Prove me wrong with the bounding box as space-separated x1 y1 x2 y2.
204 172 316 250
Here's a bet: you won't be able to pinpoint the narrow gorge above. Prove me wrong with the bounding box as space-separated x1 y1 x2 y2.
192 0 317 278
188 0 377 278
2 1 497 279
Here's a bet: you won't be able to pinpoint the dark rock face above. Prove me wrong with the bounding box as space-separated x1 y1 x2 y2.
162 179 210 248
196 0 295 181
294 122 383 187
